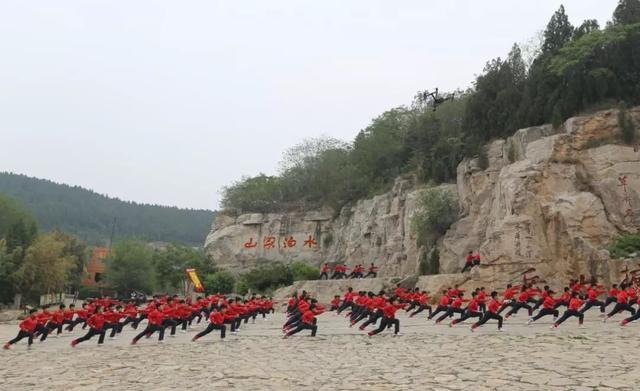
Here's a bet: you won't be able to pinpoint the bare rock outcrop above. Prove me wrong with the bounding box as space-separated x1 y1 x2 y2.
440 107 640 287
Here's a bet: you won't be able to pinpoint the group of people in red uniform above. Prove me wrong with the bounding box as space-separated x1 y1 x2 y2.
327 277 640 334
319 263 379 280
3 294 275 349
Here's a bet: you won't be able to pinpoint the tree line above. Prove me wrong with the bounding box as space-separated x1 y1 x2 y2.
0 172 215 246
221 1 640 214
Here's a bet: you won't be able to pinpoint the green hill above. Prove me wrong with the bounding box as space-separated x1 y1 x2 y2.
0 172 214 246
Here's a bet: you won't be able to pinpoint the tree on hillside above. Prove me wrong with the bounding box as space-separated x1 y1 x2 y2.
49 230 88 292
106 239 155 295
574 20 600 40
613 0 640 25
542 5 574 54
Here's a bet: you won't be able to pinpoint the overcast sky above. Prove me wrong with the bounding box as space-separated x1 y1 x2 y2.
0 1 618 210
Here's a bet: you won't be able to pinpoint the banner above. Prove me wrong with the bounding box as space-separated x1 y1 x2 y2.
186 268 204 292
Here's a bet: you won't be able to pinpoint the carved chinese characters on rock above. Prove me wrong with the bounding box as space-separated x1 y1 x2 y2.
304 235 317 248
263 236 276 249
242 235 318 250
243 238 257 249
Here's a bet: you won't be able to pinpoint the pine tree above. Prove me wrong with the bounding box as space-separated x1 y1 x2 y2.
613 0 640 25
542 5 574 54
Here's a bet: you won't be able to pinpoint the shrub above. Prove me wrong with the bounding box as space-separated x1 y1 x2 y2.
477 146 489 170
290 261 320 281
619 104 637 144
609 234 640 258
77 286 102 300
240 262 293 293
202 271 236 294
412 188 459 247
419 248 440 275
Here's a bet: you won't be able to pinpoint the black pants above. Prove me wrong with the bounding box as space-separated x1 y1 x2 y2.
461 262 473 273
133 323 164 342
224 318 237 332
497 300 514 314
603 296 617 309
623 310 640 323
436 307 464 323
134 313 147 328
162 319 178 335
364 272 377 278
478 302 486 313
555 309 583 325
8 330 34 346
405 301 418 312
360 309 383 329
473 311 503 329
369 317 399 335
579 299 605 314
533 297 544 310
531 308 559 321
452 310 481 324
119 316 138 332
287 322 317 337
194 323 226 339
607 302 635 318
411 304 432 317
43 322 61 340
352 309 372 325
428 305 448 320
104 322 119 338
319 272 329 280
337 301 352 315
506 301 533 317
284 313 302 329
74 327 106 345
35 324 50 342
331 272 344 279
66 317 87 331
58 319 73 334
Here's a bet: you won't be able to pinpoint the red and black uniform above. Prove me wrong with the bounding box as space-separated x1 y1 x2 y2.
606 289 636 319
330 297 341 311
497 286 521 314
4 314 38 348
579 287 606 314
409 293 432 318
337 290 356 314
471 297 503 331
358 296 387 330
451 297 482 325
120 305 140 331
529 296 559 322
621 296 640 326
604 287 620 309
368 303 402 336
435 296 466 323
103 309 124 338
193 311 226 340
66 307 89 331
504 290 534 318
553 297 584 327
285 305 324 338
72 312 107 346
428 295 451 320
462 253 474 273
320 264 330 280
364 264 378 278
132 308 165 343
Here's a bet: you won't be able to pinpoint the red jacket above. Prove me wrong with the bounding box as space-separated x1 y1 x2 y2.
438 295 450 306
488 298 501 313
19 316 37 332
542 296 556 309
147 309 164 325
301 310 316 325
382 303 399 318
75 308 89 318
87 313 106 330
467 299 479 312
617 290 629 304
569 297 584 311
330 298 341 308
209 311 225 325
51 310 65 324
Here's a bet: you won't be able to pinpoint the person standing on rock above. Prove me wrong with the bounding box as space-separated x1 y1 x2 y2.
471 291 504 332
4 308 38 350
461 251 474 273
319 263 330 280
364 263 378 278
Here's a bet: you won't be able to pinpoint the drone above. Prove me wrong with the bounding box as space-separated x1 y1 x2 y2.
416 88 455 111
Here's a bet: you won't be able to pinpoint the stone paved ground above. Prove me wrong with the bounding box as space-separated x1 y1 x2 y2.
0 310 638 390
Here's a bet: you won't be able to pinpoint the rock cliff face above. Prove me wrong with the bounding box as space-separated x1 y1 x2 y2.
205 179 451 277
439 107 640 287
206 107 640 287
